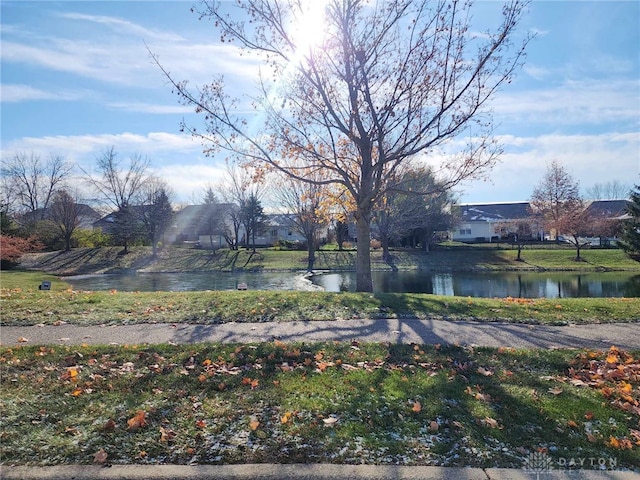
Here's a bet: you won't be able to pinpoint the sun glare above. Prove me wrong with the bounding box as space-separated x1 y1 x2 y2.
290 1 328 58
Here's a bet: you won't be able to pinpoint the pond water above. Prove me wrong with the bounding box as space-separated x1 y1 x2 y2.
311 271 640 298
63 271 640 298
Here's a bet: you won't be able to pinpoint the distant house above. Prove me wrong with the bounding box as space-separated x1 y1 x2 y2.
451 200 631 244
24 204 101 229
452 202 533 242
251 214 316 246
92 205 148 235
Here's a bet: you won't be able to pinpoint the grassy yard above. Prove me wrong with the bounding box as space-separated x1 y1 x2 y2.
17 245 640 276
1 271 639 326
1 342 638 468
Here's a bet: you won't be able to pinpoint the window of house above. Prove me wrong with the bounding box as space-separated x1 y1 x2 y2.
460 228 471 235
271 229 278 237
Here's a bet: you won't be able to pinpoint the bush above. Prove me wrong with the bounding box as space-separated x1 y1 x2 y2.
370 239 381 249
72 229 112 248
0 235 44 269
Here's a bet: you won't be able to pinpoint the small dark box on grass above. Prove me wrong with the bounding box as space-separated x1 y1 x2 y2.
39 281 51 291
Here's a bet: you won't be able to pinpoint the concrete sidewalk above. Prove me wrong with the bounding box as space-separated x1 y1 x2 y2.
1 464 638 480
2 319 640 349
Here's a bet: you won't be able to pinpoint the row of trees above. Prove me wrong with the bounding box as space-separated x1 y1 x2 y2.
1 147 459 270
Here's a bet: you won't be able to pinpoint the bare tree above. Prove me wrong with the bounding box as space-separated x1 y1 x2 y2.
529 160 582 242
218 163 266 250
1 152 72 221
494 217 538 261
48 190 80 251
586 180 631 201
273 171 332 271
83 147 152 253
155 0 530 291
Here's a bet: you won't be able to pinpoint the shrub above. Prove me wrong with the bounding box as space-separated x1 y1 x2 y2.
0 235 44 269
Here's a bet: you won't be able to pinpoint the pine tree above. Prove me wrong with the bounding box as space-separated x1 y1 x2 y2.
619 185 640 261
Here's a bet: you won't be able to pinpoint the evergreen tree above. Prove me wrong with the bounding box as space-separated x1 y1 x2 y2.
619 184 640 261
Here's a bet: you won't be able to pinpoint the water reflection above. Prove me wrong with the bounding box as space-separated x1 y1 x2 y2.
63 271 640 298
311 271 640 298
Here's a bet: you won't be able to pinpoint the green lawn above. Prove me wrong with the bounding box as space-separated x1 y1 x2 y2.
17 245 640 275
1 342 638 468
1 271 639 326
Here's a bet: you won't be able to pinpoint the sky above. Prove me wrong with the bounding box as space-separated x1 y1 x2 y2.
1 0 639 206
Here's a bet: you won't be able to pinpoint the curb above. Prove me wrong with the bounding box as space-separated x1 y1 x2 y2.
1 465 638 480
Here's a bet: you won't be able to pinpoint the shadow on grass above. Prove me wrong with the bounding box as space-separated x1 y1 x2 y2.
5 343 636 467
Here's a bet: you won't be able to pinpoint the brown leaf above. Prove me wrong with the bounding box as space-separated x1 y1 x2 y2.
477 367 493 376
103 419 116 432
548 387 563 395
412 401 422 413
159 426 176 443
249 419 260 431
482 417 502 429
17 336 29 343
428 420 439 432
93 448 108 464
127 410 147 431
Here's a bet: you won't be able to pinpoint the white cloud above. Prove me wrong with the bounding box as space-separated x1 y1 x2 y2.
107 101 193 114
58 12 185 42
458 132 640 203
492 78 640 127
0 84 87 103
1 6 262 91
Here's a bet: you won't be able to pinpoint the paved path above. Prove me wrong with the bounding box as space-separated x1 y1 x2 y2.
2 319 639 349
1 464 638 480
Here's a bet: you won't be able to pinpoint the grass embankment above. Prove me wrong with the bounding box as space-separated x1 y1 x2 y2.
1 271 639 326
18 245 640 276
1 342 638 468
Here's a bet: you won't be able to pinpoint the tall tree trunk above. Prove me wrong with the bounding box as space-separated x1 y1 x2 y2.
381 236 391 261
355 210 373 292
307 242 315 272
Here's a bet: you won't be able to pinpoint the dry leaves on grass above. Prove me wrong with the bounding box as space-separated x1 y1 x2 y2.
568 346 640 449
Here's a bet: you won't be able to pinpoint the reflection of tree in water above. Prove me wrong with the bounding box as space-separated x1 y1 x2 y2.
623 275 640 297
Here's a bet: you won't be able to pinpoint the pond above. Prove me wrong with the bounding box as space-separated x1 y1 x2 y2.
62 270 640 298
311 271 640 298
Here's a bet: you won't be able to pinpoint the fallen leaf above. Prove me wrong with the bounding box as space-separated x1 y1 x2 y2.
548 387 563 395
323 416 338 426
127 410 147 431
17 337 28 343
281 412 292 424
429 420 439 432
103 419 116 432
482 417 502 429
567 420 579 428
477 367 493 376
159 426 176 443
93 448 108 464
412 401 422 413
249 420 260 431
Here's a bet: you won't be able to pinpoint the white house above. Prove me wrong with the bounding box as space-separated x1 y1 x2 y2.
451 202 533 242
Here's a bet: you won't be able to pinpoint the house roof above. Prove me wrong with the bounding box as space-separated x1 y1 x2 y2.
585 199 631 219
457 202 531 222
